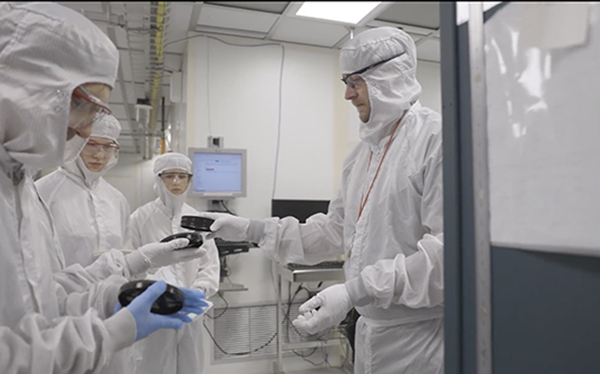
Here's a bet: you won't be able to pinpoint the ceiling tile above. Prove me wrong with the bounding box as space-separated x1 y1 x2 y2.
164 2 195 54
163 54 184 73
271 17 349 48
375 2 440 30
58 2 104 14
117 51 133 83
112 27 129 50
406 32 424 45
109 85 123 104
110 104 127 120
125 85 137 105
205 1 289 14
415 39 440 63
197 4 279 33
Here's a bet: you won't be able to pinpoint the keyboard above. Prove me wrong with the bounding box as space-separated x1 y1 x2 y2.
286 261 345 270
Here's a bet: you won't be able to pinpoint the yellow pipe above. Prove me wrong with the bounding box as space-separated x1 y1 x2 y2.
149 2 167 154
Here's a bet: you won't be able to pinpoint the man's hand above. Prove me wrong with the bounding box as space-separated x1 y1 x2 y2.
292 284 353 335
196 212 251 241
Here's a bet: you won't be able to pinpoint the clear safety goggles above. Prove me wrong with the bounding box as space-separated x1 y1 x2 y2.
159 172 192 183
341 51 406 89
81 140 119 156
69 86 112 129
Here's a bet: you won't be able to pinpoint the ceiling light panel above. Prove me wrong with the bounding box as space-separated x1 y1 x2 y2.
205 2 290 14
296 1 381 24
375 2 440 29
415 38 440 63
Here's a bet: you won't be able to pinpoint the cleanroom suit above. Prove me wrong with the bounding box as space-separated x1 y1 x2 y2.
0 3 136 373
36 114 132 268
203 27 444 374
130 152 220 374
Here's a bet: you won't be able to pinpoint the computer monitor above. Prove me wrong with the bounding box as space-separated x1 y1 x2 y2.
271 199 330 223
188 147 247 199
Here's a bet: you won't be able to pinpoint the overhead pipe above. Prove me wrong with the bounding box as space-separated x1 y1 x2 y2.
160 96 166 154
147 1 170 160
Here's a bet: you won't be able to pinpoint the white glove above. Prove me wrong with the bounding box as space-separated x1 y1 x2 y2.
197 212 250 241
292 284 353 335
125 238 207 276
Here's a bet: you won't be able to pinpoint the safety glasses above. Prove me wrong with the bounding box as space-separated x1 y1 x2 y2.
81 140 119 156
69 86 112 129
341 51 406 89
159 173 192 183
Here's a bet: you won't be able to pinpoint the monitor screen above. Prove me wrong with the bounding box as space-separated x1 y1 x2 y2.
188 147 247 198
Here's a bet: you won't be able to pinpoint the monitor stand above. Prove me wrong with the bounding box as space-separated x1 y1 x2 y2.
208 199 222 212
218 256 248 292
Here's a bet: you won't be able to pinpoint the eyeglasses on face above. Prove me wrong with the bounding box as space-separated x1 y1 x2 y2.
69 86 112 129
159 173 191 182
82 141 119 156
341 51 406 89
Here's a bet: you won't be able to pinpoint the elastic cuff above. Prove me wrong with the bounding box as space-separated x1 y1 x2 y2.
345 276 373 307
104 308 136 352
125 251 150 276
247 218 266 243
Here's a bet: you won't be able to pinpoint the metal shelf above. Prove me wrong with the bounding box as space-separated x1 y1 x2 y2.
274 261 349 374
278 265 345 283
283 336 347 351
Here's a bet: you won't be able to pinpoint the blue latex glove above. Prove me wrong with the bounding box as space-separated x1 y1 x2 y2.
179 287 210 315
113 281 207 341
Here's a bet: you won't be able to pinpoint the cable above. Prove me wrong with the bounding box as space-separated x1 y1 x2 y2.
292 347 318 358
283 284 322 360
206 38 212 136
203 35 285 200
284 284 329 343
327 341 350 369
203 283 280 356
269 260 279 300
284 284 307 324
164 33 281 49
165 33 286 201
163 34 204 48
203 319 278 356
205 291 228 319
220 200 236 215
203 285 337 361
300 351 327 367
271 43 285 200
283 283 351 366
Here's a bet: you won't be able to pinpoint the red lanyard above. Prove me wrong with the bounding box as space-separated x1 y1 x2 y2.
357 118 402 221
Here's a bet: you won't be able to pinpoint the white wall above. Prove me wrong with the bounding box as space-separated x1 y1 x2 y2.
417 60 442 114
185 36 338 215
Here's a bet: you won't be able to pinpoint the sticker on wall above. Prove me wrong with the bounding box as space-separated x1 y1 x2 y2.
519 3 590 50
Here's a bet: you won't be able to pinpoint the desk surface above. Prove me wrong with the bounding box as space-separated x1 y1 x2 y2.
277 263 345 283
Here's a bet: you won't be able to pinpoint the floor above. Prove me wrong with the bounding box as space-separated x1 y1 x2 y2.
264 364 352 374
266 369 349 374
